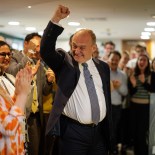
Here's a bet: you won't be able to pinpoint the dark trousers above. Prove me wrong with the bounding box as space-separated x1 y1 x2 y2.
43 113 60 155
27 112 42 155
120 108 130 146
59 115 108 155
111 105 122 146
129 102 149 155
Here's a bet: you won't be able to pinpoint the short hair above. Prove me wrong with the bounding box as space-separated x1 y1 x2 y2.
74 29 96 45
108 50 121 59
0 40 10 49
135 44 145 53
69 34 74 43
103 41 115 48
24 32 41 42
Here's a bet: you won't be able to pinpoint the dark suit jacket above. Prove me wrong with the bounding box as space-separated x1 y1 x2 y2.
40 21 113 150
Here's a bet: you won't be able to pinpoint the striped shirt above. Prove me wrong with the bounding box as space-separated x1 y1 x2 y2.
131 76 150 104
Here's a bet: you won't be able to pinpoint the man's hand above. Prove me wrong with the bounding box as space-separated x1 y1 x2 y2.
51 5 70 23
46 68 55 83
112 80 121 89
26 60 40 76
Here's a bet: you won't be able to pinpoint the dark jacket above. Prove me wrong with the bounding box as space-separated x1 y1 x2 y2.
40 21 113 150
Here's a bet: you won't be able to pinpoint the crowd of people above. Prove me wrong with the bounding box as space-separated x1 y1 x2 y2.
0 4 155 155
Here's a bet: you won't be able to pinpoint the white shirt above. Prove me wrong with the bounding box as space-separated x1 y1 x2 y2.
0 75 15 97
126 58 137 69
63 59 106 124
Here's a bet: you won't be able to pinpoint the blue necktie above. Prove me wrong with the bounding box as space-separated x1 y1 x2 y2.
82 63 100 125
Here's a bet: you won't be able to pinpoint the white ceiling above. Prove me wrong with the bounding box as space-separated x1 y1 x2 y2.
0 0 155 40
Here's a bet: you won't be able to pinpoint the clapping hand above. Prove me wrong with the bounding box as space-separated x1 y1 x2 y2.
112 80 121 89
130 75 137 87
138 74 145 83
46 68 55 83
26 59 40 76
15 67 32 97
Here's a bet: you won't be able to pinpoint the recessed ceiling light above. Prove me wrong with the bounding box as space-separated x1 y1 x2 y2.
25 27 36 31
140 36 150 39
8 21 20 26
28 6 32 8
144 27 155 32
146 22 155 26
141 32 151 36
68 22 80 26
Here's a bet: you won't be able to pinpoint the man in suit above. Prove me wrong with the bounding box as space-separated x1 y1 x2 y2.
6 33 54 155
40 5 113 155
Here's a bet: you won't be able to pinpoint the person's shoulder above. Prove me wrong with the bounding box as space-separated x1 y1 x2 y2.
5 73 15 84
93 58 110 70
12 50 23 59
98 58 109 67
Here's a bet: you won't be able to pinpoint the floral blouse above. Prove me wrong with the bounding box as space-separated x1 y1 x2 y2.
0 86 25 155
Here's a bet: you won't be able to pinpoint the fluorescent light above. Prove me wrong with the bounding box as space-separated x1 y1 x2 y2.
141 32 151 36
28 6 32 8
25 27 36 31
140 36 150 39
146 22 155 26
68 22 80 26
144 27 155 32
8 21 20 26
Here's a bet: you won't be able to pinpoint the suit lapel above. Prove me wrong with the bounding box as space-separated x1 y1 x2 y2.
93 59 110 114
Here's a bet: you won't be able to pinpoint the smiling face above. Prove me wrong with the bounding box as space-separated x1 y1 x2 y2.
24 35 41 60
71 29 96 63
108 53 121 71
137 55 149 72
0 44 11 72
104 44 115 55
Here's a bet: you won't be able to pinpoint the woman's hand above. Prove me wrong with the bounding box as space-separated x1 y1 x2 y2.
15 67 32 96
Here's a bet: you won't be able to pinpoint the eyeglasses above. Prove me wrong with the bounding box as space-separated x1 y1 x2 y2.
0 52 12 58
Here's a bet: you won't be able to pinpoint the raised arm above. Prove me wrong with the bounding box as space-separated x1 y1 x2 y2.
40 5 70 73
51 5 70 23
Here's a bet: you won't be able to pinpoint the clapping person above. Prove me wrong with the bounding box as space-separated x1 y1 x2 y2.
0 41 32 154
128 54 151 155
6 33 53 155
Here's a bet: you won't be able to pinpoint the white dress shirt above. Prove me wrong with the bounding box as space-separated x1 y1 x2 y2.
63 59 106 124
